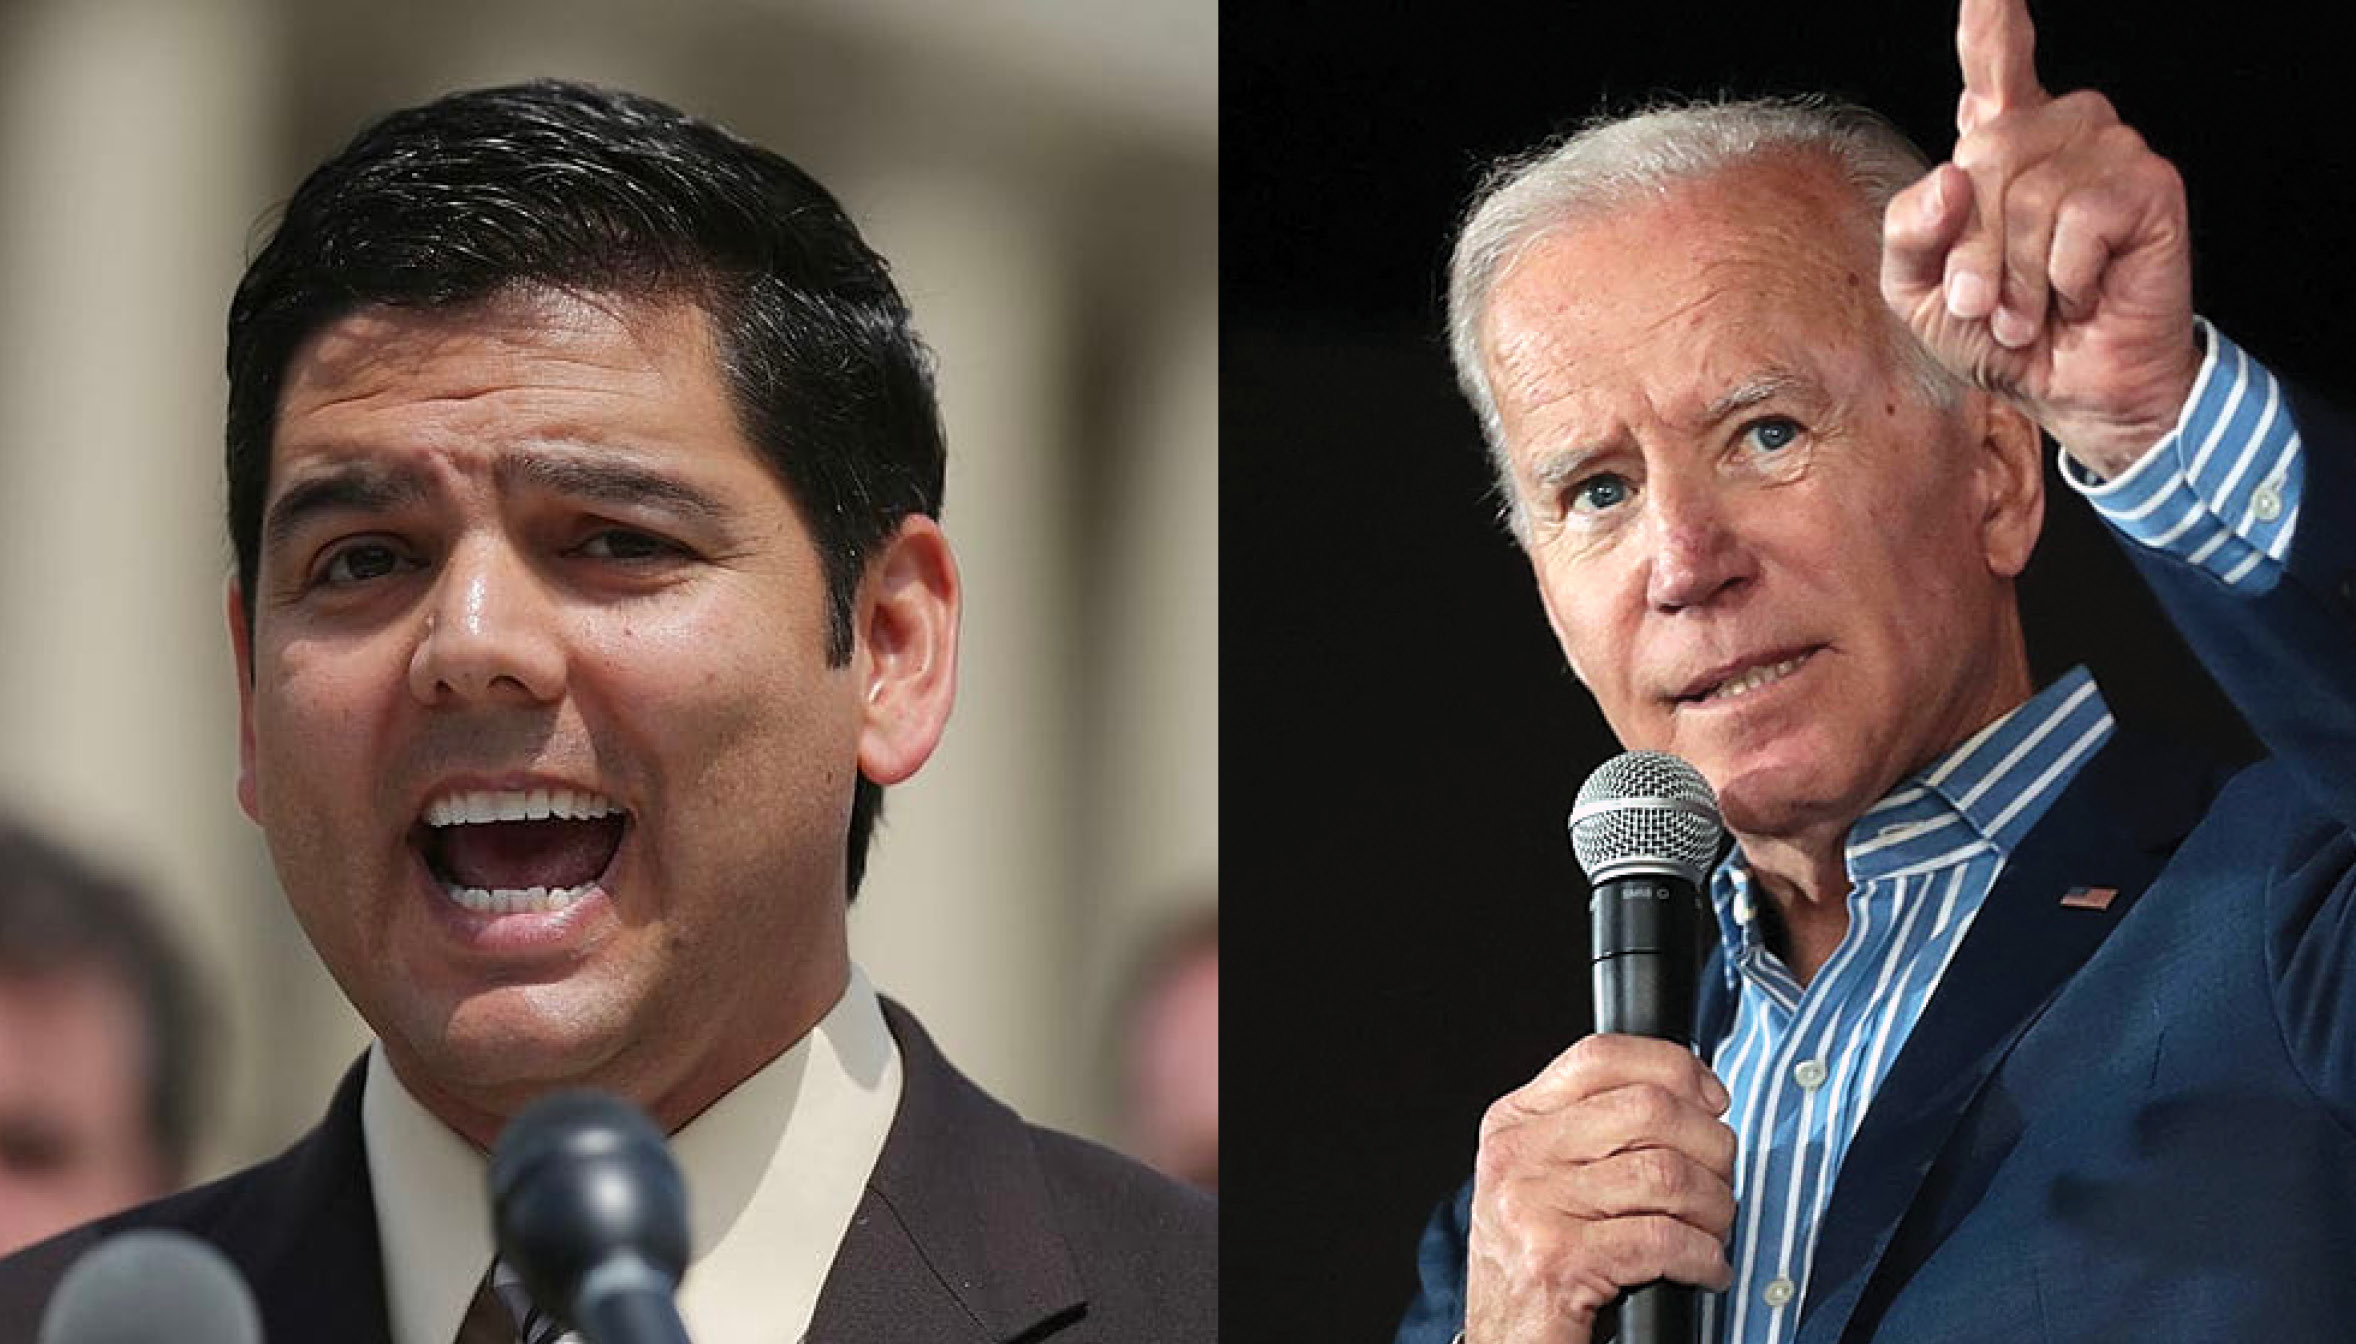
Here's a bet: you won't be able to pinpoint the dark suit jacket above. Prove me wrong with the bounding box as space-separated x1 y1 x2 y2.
1397 384 2356 1343
0 999 1215 1343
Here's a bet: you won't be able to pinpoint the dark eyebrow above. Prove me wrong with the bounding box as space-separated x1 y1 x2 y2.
262 462 428 554
498 452 730 521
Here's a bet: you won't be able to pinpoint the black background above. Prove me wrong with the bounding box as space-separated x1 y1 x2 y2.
1221 4 2356 1340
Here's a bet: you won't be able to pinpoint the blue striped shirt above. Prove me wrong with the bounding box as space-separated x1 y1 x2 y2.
1709 670 2114 1343
1707 322 2299 1344
2062 321 2303 585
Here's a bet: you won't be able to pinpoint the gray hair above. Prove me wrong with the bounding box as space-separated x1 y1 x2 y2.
1446 96 1961 534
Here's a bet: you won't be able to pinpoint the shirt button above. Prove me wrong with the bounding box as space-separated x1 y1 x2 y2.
1792 1058 1828 1089
1764 1277 1796 1308
2254 482 2283 522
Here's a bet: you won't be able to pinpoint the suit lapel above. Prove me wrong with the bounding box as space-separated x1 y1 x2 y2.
1796 731 2217 1344
191 1058 394 1344
807 1001 1085 1343
12 1015 1085 1344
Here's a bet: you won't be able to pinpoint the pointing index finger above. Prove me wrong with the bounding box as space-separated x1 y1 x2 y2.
1957 0 2045 130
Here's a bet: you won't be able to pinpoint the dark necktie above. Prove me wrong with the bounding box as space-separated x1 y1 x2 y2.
489 1259 582 1344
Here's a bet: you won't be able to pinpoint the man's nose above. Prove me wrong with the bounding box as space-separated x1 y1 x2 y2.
1642 472 1754 613
407 540 566 705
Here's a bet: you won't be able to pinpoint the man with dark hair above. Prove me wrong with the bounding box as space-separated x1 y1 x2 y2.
222 79 943 897
1399 1 2356 1341
0 816 206 1256
0 80 1212 1344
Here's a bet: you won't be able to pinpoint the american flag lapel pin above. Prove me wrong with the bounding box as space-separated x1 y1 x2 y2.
2060 885 2119 911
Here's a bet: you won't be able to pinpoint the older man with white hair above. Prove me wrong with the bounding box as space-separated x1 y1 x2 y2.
1398 2 2356 1341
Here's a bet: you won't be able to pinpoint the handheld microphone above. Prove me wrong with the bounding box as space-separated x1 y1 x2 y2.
489 1090 694 1344
1569 750 1724 1344
37 1229 262 1344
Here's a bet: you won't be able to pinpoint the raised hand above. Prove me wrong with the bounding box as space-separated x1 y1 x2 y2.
1882 0 2201 477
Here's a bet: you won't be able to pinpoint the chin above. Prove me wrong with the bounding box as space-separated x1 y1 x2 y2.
1703 750 1850 840
402 982 634 1091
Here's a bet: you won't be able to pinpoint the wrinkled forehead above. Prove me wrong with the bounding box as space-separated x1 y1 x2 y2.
1483 159 1896 428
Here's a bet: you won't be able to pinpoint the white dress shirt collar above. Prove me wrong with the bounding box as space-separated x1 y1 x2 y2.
363 965 903 1344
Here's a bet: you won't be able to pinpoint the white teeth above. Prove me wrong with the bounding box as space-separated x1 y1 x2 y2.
438 881 596 914
1704 655 1806 702
423 787 621 827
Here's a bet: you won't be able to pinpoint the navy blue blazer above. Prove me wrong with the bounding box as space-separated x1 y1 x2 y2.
1398 383 2356 1343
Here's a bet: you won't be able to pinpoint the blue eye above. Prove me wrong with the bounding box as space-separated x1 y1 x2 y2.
1572 473 1631 513
1745 417 1802 452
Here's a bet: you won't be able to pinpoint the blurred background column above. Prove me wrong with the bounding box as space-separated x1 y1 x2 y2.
0 0 284 1174
851 164 1081 1129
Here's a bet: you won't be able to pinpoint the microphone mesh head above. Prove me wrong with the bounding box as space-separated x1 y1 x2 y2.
1569 750 1724 884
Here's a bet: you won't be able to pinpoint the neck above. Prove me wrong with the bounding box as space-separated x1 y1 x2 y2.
393 949 850 1152
1733 828 1854 985
1728 657 2039 986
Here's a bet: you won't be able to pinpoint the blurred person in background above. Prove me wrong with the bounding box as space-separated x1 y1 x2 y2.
0 815 206 1256
1117 905 1217 1191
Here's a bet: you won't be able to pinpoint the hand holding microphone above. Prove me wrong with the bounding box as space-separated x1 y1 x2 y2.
1463 752 1734 1344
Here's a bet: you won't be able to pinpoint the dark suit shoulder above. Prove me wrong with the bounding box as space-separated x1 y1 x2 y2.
1025 1122 1217 1336
859 998 1215 1344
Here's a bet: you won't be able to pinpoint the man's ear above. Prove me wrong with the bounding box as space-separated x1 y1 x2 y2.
854 515 961 787
227 581 261 824
1973 392 2046 580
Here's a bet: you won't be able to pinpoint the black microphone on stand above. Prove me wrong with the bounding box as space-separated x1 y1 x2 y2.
1570 751 1724 1344
490 1090 694 1344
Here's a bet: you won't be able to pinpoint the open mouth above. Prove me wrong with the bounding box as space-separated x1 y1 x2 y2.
1681 648 1818 705
414 786 628 915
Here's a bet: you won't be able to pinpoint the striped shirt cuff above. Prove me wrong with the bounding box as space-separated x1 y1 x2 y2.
2060 319 2303 590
